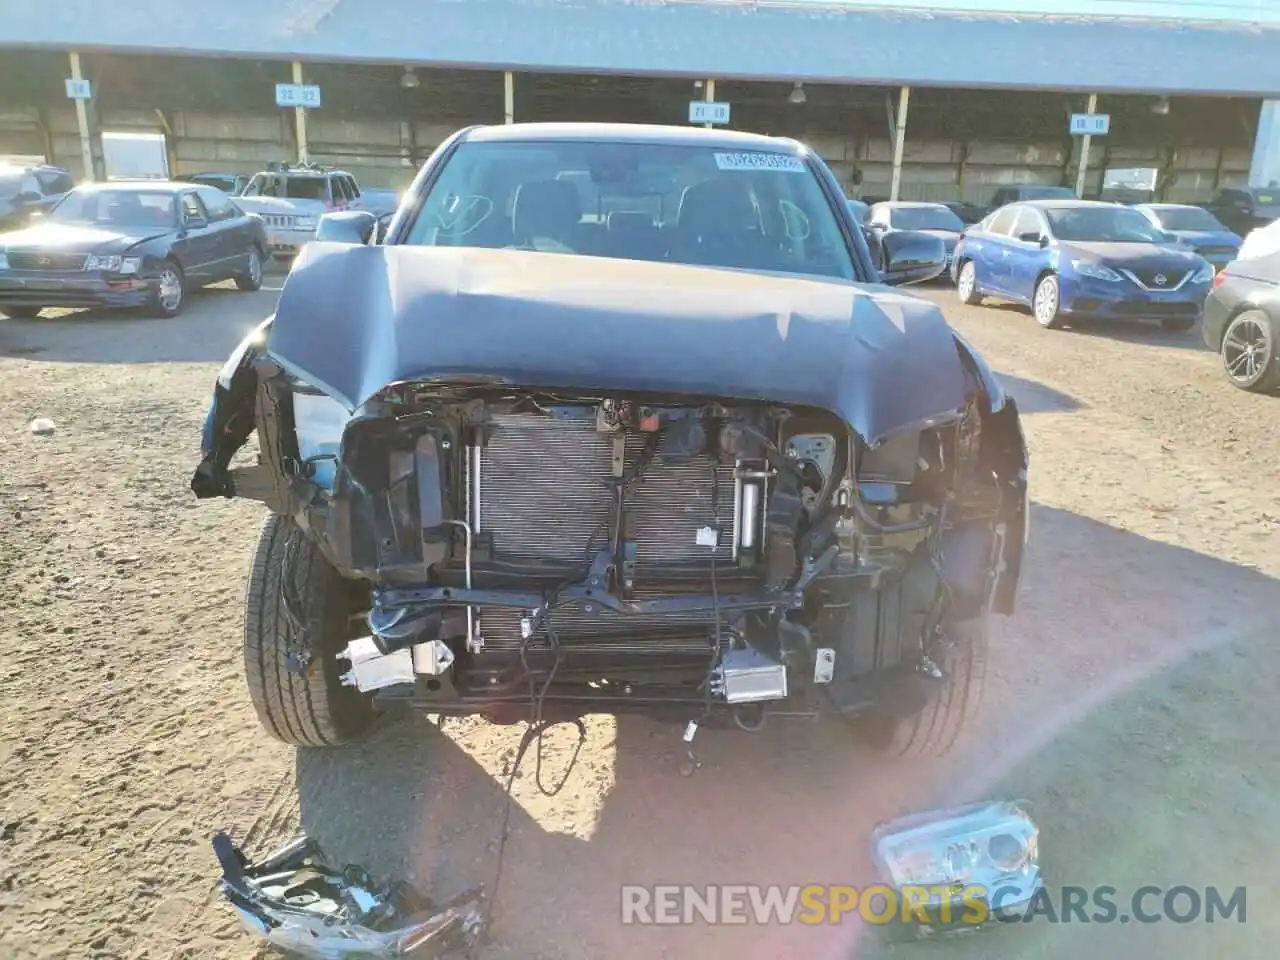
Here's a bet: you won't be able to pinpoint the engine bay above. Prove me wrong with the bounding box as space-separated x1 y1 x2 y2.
249 379 1007 724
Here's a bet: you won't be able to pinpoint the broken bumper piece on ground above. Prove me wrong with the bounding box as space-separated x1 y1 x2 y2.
870 799 1043 941
212 830 487 958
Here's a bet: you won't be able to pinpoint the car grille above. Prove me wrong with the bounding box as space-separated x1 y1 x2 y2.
1113 301 1199 318
260 213 299 229
6 251 88 271
1124 268 1188 290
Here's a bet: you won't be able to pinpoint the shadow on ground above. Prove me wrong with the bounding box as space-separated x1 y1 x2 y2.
997 373 1086 414
293 504 1280 960
0 282 280 364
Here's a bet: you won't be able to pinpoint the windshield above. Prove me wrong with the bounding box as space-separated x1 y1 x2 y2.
245 174 328 201
1045 206 1167 243
889 206 965 232
402 140 857 282
1151 207 1227 232
46 189 176 228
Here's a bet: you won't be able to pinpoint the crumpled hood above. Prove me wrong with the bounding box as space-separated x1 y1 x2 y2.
267 243 973 445
1062 240 1204 270
0 221 169 254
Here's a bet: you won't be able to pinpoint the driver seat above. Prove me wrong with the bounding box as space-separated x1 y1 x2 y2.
672 178 767 268
511 180 582 252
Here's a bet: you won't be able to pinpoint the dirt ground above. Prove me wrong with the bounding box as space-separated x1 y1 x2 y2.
1 275 1278 960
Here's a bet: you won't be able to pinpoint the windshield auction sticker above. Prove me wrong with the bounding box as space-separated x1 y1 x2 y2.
714 152 806 173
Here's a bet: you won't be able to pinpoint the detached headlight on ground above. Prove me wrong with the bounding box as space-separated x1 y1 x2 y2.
871 799 1042 937
1072 260 1121 281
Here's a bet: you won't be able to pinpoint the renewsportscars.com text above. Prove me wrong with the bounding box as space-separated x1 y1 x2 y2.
620 884 1247 926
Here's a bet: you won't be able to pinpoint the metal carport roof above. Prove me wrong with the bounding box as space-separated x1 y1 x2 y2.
1 0 1278 97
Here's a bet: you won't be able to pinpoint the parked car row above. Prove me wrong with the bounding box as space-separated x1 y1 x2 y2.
939 195 1278 394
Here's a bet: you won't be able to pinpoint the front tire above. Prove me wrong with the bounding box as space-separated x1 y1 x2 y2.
956 260 982 305
147 260 186 318
1032 273 1064 329
243 514 375 747
1221 308 1280 393
853 616 988 757
235 246 264 292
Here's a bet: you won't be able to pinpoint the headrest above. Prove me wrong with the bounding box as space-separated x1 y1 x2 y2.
677 178 758 232
607 210 657 233
512 179 582 239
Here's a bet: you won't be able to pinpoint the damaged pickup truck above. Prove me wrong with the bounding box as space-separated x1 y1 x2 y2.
192 123 1028 756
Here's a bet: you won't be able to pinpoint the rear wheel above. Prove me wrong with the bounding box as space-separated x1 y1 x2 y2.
1032 274 1064 329
1 305 43 319
1221 309 1280 393
243 514 375 747
956 260 982 305
853 616 988 757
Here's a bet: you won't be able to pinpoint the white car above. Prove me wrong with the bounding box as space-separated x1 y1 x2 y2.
1236 216 1280 262
234 167 365 260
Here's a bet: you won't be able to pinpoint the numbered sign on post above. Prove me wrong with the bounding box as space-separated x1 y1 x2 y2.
689 101 731 125
1069 113 1110 136
64 78 92 100
276 83 323 109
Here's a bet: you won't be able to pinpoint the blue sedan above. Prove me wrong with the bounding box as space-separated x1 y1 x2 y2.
951 200 1215 331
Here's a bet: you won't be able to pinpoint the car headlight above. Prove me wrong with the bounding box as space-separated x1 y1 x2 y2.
119 257 142 275
1191 263 1214 283
294 216 317 231
85 254 123 272
871 800 1040 889
1071 260 1121 281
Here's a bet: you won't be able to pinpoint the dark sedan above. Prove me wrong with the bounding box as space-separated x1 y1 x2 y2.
0 181 267 318
1203 186 1280 238
1203 248 1280 393
866 201 966 274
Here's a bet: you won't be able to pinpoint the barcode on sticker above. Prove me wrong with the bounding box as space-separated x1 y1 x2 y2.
696 526 720 548
713 152 806 173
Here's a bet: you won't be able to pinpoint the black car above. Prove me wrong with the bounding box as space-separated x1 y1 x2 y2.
1202 248 1280 393
192 122 1027 760
0 181 267 318
985 185 1076 214
867 201 967 274
1203 186 1280 239
939 200 986 226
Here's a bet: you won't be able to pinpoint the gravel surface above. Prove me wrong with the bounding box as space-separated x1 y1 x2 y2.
1 278 1277 960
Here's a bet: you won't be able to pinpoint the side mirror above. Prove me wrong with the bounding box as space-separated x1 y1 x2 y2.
1017 231 1049 247
375 213 393 244
317 210 377 245
880 230 946 286
18 191 41 204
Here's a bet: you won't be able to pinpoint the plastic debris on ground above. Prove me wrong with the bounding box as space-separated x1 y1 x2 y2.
212 830 487 958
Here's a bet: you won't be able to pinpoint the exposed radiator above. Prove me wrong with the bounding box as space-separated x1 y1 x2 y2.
477 412 738 569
